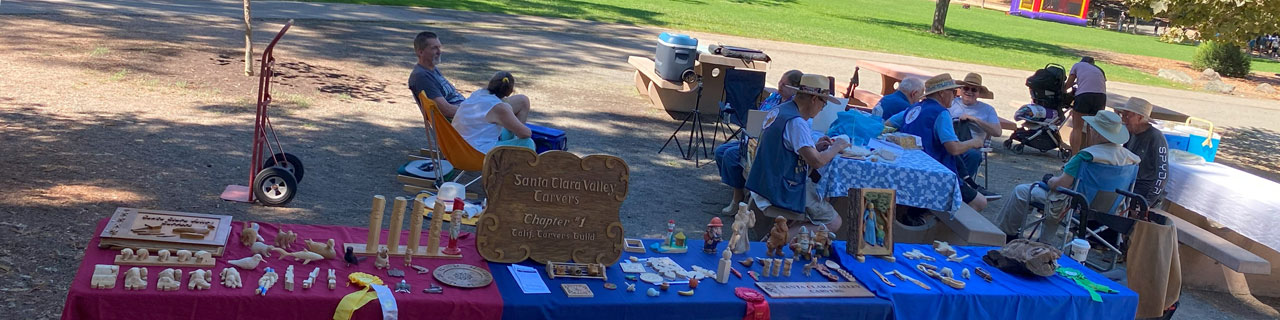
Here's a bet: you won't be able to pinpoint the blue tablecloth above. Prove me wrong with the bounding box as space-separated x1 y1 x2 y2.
816 149 963 213
492 239 893 320
832 242 1139 320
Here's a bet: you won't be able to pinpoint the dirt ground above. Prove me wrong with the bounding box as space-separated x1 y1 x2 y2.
1 6 1278 320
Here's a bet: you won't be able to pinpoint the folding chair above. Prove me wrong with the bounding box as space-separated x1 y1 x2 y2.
417 91 486 189
1019 161 1138 258
716 68 767 143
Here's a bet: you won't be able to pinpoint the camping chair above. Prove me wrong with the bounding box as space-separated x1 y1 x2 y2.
716 68 767 142
417 91 486 188
1019 161 1138 259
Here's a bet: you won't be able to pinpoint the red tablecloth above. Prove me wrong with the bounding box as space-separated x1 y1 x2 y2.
62 219 503 320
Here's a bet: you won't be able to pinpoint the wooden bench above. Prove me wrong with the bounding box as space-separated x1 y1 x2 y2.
1156 209 1270 274
931 203 1006 246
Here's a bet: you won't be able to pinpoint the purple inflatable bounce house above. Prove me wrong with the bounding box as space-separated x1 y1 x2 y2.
1010 0 1091 26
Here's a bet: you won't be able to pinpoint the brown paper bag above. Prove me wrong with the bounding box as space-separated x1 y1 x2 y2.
1126 214 1181 318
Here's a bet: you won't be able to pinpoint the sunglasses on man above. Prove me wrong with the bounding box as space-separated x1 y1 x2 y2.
961 87 980 93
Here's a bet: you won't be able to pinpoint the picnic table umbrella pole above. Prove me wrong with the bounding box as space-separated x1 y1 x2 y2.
221 19 303 206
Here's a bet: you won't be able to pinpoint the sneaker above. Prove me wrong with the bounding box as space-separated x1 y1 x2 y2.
980 188 1002 201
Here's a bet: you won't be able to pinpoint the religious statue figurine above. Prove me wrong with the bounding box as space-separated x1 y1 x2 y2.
765 216 789 257
442 205 464 256
789 226 814 262
812 224 836 258
703 217 723 254
727 202 754 255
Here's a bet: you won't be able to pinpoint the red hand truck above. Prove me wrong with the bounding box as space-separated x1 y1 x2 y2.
221 20 303 206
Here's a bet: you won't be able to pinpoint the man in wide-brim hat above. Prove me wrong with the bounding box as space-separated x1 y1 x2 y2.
993 110 1140 246
745 73 850 238
951 72 1003 200
885 73 989 211
1112 97 1168 206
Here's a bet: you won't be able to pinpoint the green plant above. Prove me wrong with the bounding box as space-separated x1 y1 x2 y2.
1192 41 1251 78
89 47 110 58
108 69 130 81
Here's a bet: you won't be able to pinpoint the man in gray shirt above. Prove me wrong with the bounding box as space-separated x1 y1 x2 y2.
1113 97 1168 206
409 31 466 118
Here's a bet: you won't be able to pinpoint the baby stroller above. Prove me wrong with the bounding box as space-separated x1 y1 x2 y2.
1005 63 1072 160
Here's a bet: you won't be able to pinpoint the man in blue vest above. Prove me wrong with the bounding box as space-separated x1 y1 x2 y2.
746 73 850 238
884 74 989 211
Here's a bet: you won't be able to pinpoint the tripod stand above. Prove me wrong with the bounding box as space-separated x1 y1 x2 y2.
658 75 715 167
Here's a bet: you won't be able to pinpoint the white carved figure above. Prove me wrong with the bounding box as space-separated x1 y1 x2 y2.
284 265 295 291
256 267 279 296
194 250 212 264
303 267 319 289
156 268 182 291
188 269 212 290
91 264 119 289
251 242 276 258
374 247 390 270
715 250 731 284
327 269 336 290
157 249 172 262
229 254 265 270
272 248 326 264
728 202 754 255
304 239 338 260
274 230 298 250
136 248 150 261
124 267 147 290
220 268 243 288
176 250 192 262
120 248 135 260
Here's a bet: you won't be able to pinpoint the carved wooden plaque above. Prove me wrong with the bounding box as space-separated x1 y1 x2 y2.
755 282 874 298
477 147 628 265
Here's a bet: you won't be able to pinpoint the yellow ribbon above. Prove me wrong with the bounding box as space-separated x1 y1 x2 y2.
334 287 380 320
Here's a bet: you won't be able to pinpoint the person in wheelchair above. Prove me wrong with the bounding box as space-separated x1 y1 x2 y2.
993 110 1139 246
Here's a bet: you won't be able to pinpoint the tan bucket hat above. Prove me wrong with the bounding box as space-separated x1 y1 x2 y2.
958 72 994 99
786 73 840 103
1083 110 1130 145
923 73 964 96
1112 97 1153 119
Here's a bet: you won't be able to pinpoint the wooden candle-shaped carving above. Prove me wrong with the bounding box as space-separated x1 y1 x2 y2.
443 198 464 255
426 200 445 256
366 196 386 254
406 194 427 257
386 197 408 254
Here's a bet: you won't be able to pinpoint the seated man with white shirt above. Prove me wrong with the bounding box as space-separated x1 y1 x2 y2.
950 72 1003 199
746 73 849 238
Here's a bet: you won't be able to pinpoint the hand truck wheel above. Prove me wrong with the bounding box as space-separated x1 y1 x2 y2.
254 167 298 206
263 152 305 183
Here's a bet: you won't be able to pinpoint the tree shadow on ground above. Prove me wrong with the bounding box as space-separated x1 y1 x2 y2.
842 16 1075 60
1217 126 1280 182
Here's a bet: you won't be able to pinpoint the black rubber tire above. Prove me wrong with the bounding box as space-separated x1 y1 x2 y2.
263 152 304 183
1059 149 1072 160
1003 138 1014 150
253 167 297 206
1011 144 1025 154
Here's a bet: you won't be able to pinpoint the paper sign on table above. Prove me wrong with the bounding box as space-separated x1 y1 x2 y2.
509 265 550 294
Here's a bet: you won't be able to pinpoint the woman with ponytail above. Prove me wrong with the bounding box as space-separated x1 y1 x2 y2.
452 71 535 152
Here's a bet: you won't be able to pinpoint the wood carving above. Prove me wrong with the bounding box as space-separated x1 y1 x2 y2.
194 250 211 264
765 217 788 257
374 247 390 269
240 222 262 247
123 267 147 290
99 208 232 257
251 242 275 257
91 264 119 289
273 248 325 264
727 202 754 255
256 267 279 296
158 249 171 261
477 147 629 264
845 188 896 258
229 254 264 270
220 268 242 288
156 268 182 291
189 269 212 290
284 265 295 291
303 267 319 289
305 239 337 259
274 230 298 250
176 250 192 262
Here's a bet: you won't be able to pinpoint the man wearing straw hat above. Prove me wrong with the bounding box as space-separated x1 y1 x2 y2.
746 73 850 238
1114 97 1168 206
951 72 1003 200
993 110 1140 245
885 73 989 210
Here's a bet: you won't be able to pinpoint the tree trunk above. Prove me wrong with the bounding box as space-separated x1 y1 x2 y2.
243 0 254 76
931 0 950 35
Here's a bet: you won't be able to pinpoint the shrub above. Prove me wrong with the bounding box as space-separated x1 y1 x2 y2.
1192 41 1251 78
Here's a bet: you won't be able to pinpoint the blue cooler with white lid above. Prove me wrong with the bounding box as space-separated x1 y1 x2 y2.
655 32 698 82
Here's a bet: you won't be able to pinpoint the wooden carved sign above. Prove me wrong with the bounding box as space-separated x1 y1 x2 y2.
477 146 628 265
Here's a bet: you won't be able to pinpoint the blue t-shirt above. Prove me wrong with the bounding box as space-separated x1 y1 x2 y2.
408 64 465 106
874 91 912 120
888 102 959 144
759 92 786 112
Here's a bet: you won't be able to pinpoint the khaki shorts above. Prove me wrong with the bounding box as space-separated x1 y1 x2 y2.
754 183 838 225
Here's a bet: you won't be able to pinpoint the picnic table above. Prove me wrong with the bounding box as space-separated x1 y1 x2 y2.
857 60 936 96
1105 92 1188 122
815 142 963 214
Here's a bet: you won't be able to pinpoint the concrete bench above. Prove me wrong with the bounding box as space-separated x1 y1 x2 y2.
932 203 1006 246
1157 209 1270 274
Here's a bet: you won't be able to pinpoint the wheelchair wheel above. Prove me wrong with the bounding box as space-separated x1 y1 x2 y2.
253 167 297 206
264 152 304 183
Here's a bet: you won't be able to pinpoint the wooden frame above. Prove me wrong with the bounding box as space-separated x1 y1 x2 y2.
845 188 896 258
546 262 608 281
98 208 232 256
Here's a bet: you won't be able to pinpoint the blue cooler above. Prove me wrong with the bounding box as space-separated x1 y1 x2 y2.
655 32 698 82
528 124 567 154
1162 118 1220 162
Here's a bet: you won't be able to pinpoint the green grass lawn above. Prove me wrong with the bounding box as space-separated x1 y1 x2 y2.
305 0 1280 87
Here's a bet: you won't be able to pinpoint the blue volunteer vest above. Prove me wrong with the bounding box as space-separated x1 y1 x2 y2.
745 101 807 213
901 99 958 174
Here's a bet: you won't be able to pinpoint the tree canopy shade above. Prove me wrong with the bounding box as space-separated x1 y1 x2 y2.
1125 0 1280 45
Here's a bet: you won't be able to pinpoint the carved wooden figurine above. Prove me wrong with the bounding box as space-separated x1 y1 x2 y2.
156 268 182 291
728 202 754 255
274 230 298 250
703 217 723 254
374 247 390 270
251 242 275 257
327 269 337 290
158 249 172 262
303 267 319 289
220 268 242 288
765 216 789 257
194 250 212 264
782 258 794 277
91 264 119 289
305 239 338 260
284 265 295 291
229 254 264 270
176 250 192 263
120 248 135 260
124 267 147 290
716 250 731 284
188 269 212 290
273 248 326 264
812 224 835 258
240 222 263 247
136 248 150 261
789 226 814 262
256 267 279 296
